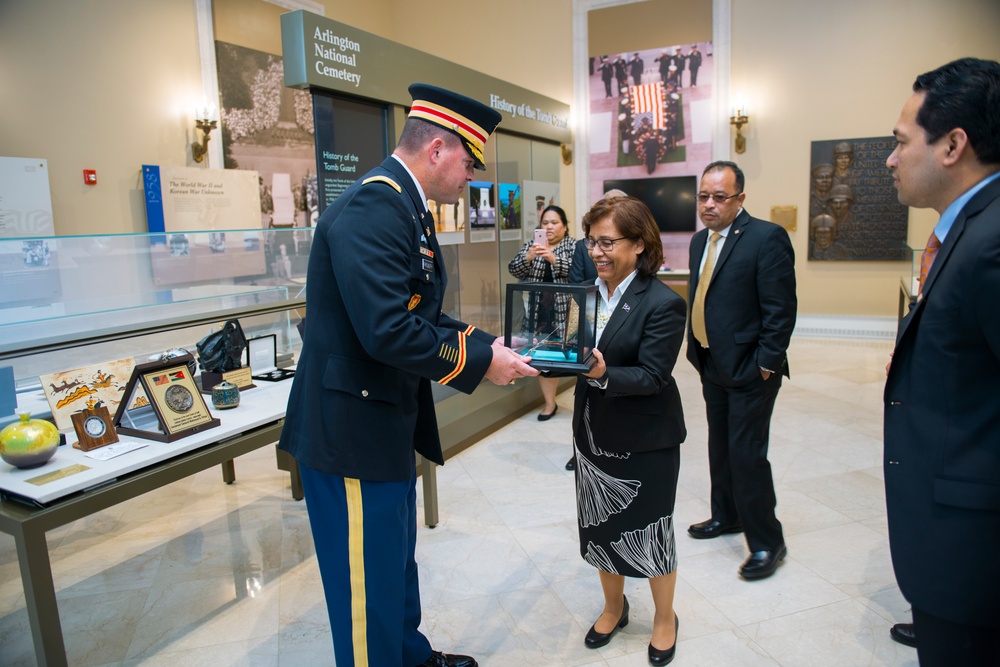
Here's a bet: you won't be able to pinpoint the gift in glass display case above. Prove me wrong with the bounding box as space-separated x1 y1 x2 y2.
504 282 599 373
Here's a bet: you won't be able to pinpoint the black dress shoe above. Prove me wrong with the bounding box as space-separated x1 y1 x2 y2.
585 595 629 648
538 405 558 421
739 544 787 580
565 456 576 471
648 614 679 665
687 518 743 539
890 622 917 648
416 650 478 667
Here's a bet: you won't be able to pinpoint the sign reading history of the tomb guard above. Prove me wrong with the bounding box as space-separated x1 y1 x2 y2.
808 137 908 261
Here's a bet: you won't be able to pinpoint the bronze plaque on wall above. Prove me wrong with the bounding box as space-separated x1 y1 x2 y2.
808 137 908 261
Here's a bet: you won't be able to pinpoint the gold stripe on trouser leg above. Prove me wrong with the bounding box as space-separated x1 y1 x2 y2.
345 478 368 667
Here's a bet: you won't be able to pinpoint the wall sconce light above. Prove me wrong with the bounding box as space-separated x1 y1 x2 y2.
730 100 749 154
560 143 573 165
192 105 218 163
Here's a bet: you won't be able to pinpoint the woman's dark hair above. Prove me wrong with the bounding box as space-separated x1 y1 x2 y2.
539 204 568 229
582 196 663 277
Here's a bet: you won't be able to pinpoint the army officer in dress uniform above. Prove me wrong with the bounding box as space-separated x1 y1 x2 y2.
278 83 538 667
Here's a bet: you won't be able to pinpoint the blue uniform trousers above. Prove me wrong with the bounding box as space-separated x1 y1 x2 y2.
300 463 432 667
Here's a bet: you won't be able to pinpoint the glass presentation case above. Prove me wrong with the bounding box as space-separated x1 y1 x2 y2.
503 282 599 373
1 228 309 404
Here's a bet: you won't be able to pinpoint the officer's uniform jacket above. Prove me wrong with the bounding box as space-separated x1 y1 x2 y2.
278 156 495 481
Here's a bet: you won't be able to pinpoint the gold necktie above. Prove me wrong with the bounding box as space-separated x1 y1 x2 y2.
691 232 721 347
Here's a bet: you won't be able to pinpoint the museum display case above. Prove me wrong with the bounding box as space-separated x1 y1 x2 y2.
0 227 309 497
0 228 311 666
898 243 922 321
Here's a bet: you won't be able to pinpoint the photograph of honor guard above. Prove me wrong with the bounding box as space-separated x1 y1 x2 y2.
278 83 537 667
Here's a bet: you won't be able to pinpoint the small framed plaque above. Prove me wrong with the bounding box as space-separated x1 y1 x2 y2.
71 405 119 451
113 355 220 442
504 282 599 373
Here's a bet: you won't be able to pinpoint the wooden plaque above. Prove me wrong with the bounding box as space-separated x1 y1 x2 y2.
113 355 220 443
71 405 119 451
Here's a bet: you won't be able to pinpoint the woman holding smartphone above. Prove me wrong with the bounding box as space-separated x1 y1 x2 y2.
507 204 577 420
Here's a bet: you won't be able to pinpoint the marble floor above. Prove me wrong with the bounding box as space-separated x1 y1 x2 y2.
0 337 919 666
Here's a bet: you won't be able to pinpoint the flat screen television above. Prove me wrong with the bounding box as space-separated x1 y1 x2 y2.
602 176 698 232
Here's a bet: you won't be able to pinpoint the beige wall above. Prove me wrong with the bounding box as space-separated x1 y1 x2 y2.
589 0 711 56
0 0 204 236
731 0 1000 316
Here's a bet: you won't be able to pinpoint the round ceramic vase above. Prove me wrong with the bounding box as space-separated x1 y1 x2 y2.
0 411 60 469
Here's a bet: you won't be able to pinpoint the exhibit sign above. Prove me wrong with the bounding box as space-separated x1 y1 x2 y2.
281 10 571 145
142 165 267 285
0 157 55 238
142 165 261 233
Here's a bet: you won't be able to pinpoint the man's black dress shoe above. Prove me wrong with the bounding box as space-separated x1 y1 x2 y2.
565 456 576 471
647 614 679 665
417 650 478 667
890 622 917 648
687 518 743 539
739 544 787 580
585 595 629 648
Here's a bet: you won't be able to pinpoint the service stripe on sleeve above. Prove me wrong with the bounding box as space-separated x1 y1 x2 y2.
345 478 369 667
438 334 468 385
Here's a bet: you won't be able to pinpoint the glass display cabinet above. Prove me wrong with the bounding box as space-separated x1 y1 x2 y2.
504 282 599 373
899 244 922 321
0 228 309 667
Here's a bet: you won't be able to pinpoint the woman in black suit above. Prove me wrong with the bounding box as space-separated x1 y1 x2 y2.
574 196 686 666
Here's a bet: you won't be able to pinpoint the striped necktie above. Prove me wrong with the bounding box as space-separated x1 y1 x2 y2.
691 232 721 347
918 231 941 293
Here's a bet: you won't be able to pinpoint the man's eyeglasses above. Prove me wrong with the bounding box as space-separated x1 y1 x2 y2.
583 237 628 251
696 192 741 204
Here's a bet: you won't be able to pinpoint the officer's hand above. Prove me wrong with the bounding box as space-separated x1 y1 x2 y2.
485 345 539 385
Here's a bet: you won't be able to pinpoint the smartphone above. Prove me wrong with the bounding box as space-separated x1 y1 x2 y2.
533 229 547 247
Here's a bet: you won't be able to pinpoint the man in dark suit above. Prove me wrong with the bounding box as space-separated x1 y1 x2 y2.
629 52 644 86
685 45 702 87
599 57 614 98
685 161 796 580
883 57 1000 666
278 83 537 667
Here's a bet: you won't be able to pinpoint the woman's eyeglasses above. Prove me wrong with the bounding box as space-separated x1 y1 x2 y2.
583 237 628 251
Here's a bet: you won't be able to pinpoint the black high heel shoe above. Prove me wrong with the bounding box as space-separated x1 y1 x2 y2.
647 614 679 665
584 595 629 648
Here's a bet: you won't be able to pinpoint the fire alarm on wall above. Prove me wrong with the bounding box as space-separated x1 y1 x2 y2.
83 169 97 185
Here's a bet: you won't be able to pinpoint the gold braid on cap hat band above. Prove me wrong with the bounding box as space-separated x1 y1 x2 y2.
409 100 488 156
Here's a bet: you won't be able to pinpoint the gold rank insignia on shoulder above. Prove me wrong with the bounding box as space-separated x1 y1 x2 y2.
407 294 422 310
361 175 402 193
